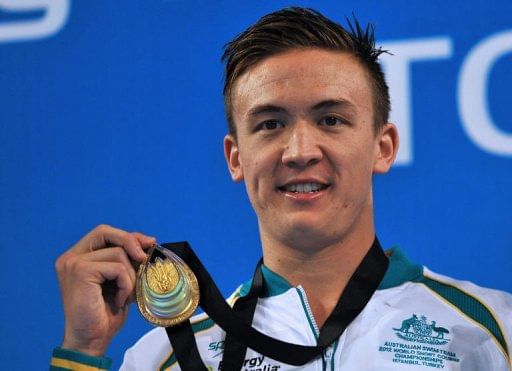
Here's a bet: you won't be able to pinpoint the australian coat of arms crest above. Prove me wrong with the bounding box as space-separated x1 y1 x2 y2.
393 314 450 345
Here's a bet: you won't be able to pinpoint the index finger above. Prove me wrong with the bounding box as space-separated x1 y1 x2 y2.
71 224 150 261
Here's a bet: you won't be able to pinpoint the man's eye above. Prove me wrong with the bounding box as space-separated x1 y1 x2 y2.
260 120 284 130
320 116 344 126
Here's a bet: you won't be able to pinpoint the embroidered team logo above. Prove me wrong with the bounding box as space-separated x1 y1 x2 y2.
393 314 450 345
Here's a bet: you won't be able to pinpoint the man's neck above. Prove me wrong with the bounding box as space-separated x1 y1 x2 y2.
261 229 376 329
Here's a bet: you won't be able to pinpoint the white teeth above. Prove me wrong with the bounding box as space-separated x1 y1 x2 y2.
284 183 325 193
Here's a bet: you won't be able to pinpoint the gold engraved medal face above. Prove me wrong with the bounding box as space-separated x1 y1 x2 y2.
135 244 200 327
146 258 179 294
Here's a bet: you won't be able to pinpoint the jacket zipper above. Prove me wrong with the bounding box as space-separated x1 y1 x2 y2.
297 286 334 370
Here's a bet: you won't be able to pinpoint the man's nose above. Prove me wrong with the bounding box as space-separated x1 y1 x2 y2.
281 122 323 168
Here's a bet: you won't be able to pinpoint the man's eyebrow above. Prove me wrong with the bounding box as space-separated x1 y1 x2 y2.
311 99 356 112
247 104 286 117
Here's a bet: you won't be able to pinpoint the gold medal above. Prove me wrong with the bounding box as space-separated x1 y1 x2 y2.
135 244 200 327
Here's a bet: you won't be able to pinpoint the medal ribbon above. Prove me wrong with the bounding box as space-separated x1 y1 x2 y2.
164 237 388 370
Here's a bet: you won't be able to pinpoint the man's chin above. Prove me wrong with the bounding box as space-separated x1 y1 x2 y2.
278 222 340 251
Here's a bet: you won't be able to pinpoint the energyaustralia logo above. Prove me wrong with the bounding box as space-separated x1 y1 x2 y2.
393 314 450 345
219 355 281 371
207 344 281 371
0 0 70 43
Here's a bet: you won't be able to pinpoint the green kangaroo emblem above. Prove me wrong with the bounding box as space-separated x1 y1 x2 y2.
393 314 418 333
393 314 451 345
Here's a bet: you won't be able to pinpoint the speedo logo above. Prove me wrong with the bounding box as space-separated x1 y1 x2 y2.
208 341 224 358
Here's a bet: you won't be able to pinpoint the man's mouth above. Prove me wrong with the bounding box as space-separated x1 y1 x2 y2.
279 183 328 193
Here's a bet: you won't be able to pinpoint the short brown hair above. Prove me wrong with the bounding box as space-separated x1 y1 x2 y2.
222 7 390 136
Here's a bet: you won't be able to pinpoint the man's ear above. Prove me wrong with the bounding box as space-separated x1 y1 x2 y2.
224 134 244 182
373 123 399 174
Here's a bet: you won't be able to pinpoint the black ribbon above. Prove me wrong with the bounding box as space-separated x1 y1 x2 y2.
162 237 388 370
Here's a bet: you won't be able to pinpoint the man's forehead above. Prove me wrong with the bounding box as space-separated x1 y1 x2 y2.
231 49 373 116
235 49 364 84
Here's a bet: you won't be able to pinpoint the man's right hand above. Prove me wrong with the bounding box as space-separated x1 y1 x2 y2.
55 225 156 357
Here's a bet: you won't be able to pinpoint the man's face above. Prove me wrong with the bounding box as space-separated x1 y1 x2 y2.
224 49 397 250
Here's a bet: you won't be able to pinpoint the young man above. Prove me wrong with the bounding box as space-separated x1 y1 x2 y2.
51 8 512 370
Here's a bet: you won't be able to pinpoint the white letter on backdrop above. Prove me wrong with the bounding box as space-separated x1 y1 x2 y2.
380 38 453 165
458 30 512 156
0 0 70 43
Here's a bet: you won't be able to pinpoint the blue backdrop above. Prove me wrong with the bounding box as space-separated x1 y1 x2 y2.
0 1 511 369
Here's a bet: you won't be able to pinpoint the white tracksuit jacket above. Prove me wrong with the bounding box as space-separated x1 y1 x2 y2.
121 248 512 371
